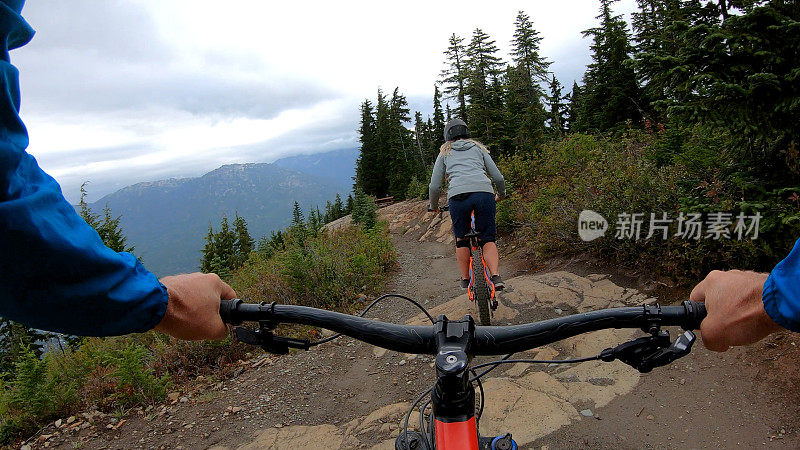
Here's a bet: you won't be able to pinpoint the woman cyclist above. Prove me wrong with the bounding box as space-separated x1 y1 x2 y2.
429 119 506 290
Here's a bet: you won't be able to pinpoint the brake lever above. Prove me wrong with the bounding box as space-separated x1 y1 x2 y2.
600 330 696 373
232 321 310 355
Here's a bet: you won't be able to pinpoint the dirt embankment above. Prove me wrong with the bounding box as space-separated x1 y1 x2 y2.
29 200 800 450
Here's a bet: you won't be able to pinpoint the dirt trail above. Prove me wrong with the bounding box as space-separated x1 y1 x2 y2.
38 200 800 450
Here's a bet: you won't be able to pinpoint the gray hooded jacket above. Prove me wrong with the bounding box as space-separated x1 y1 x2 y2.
428 139 506 210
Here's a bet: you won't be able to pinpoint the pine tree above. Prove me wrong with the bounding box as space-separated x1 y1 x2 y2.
289 201 308 247
97 205 134 253
547 74 568 136
387 88 415 198
0 320 45 375
201 214 249 274
487 75 511 154
355 99 381 196
307 207 322 237
576 0 643 131
291 201 305 227
425 117 436 161
207 255 231 281
631 0 707 118
464 28 505 146
333 194 345 219
413 111 430 165
505 11 551 153
440 34 469 120
345 194 354 214
257 230 285 258
214 215 236 272
200 225 216 272
510 11 551 86
78 183 134 254
232 213 253 268
351 187 378 230
566 82 583 131
324 200 334 223
78 182 99 230
432 85 446 150
634 0 799 179
372 90 392 197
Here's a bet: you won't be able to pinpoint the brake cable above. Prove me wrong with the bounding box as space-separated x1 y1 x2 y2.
470 355 603 375
307 293 436 346
401 386 435 450
471 369 485 436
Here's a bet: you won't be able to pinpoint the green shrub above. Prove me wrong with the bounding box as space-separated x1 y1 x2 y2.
109 342 169 408
405 175 428 200
351 188 378 230
0 330 248 444
233 222 396 310
149 334 249 380
0 349 52 441
498 128 800 279
406 166 436 200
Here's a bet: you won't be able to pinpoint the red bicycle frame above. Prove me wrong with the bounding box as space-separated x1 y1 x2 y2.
434 417 479 449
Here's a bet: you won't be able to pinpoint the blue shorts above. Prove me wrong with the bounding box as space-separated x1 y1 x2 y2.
448 192 496 243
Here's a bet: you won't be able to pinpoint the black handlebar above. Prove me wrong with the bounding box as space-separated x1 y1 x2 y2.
220 299 706 356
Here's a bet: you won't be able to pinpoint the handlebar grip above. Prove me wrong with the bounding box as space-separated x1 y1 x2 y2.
681 300 707 330
220 299 243 325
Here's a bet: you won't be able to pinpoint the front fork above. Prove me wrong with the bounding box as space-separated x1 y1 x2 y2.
396 430 516 450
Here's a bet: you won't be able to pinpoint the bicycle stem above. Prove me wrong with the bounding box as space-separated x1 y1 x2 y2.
431 315 480 449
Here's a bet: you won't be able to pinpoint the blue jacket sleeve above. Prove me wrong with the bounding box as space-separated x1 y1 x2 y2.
763 238 800 332
0 1 168 336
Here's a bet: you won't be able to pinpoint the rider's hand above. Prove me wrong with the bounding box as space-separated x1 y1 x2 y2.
495 194 501 202
690 270 782 352
155 272 235 340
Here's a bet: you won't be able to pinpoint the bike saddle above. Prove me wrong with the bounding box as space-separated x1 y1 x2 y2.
463 229 481 239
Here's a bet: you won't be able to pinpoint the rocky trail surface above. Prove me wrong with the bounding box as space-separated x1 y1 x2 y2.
32 201 800 449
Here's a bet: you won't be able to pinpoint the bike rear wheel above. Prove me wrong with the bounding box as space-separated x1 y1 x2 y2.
471 247 491 326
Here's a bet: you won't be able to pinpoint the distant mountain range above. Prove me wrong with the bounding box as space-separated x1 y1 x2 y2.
272 148 358 187
89 148 357 276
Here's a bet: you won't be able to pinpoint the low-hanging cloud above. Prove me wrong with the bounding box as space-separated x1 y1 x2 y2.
16 1 334 118
11 0 639 203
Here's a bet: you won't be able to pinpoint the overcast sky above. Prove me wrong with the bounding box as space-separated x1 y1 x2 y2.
14 0 638 202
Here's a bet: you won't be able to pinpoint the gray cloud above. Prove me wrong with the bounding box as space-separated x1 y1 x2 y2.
18 51 334 118
35 143 147 169
20 1 170 60
15 1 334 118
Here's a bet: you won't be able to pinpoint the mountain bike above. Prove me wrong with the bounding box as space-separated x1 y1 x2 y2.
220 297 706 450
431 205 498 326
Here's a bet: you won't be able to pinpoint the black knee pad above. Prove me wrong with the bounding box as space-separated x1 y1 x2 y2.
478 239 495 248
455 239 470 249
